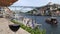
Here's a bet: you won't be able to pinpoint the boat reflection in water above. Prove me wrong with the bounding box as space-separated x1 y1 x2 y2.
45 17 58 24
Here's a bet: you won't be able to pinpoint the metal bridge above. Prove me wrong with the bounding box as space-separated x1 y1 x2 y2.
9 6 40 8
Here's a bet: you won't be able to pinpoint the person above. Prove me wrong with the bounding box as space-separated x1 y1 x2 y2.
26 19 30 27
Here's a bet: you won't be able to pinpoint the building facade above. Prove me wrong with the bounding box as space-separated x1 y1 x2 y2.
36 2 60 16
0 7 14 18
0 0 18 18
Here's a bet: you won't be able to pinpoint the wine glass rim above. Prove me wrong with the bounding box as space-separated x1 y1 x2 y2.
9 24 20 26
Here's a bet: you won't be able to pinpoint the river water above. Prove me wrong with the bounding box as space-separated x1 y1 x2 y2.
15 14 60 34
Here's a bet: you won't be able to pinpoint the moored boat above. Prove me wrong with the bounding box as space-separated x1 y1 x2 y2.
45 17 58 24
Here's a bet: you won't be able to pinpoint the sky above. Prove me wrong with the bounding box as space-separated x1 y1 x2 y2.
11 0 60 7
9 0 60 12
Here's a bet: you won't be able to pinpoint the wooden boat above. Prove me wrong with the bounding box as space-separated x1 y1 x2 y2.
45 17 58 24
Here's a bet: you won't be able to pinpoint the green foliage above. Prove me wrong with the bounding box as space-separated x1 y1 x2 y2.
11 20 19 24
26 9 37 14
11 20 46 34
26 11 33 14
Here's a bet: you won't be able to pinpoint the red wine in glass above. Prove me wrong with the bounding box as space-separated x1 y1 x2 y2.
9 24 20 34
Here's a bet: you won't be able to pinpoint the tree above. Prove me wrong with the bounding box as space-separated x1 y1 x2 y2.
26 9 37 15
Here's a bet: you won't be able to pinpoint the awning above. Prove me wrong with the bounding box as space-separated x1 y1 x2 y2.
0 0 18 7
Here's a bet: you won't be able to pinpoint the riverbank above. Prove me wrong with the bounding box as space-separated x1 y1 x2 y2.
11 19 46 34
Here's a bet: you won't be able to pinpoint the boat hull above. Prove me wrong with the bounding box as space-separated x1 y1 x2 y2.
45 19 58 24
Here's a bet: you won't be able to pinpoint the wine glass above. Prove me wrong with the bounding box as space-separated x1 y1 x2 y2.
9 24 20 34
